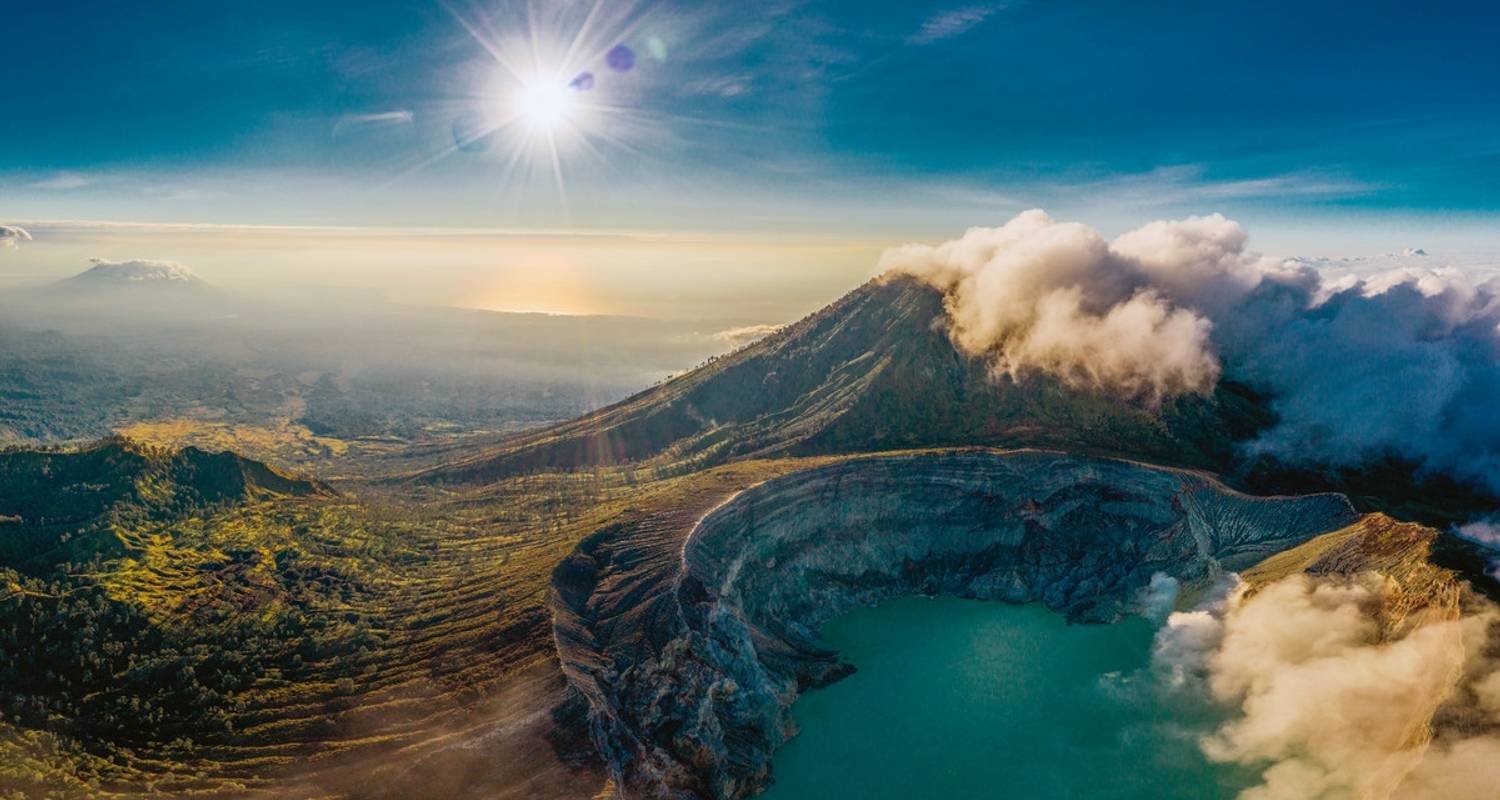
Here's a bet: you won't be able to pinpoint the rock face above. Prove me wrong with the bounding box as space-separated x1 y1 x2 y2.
550 450 1358 799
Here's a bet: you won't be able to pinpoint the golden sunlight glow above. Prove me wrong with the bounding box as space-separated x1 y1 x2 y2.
467 251 598 316
512 77 576 133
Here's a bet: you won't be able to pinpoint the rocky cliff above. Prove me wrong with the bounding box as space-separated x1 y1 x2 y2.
550 450 1358 799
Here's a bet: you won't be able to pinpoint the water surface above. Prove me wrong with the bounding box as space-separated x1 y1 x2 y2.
763 596 1246 800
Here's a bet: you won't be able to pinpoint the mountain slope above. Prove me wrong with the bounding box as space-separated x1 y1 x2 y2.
0 437 328 575
422 276 1271 484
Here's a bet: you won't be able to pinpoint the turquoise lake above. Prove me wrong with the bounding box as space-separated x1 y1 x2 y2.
762 596 1248 800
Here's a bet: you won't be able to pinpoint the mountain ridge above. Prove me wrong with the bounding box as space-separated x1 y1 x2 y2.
418 276 1271 484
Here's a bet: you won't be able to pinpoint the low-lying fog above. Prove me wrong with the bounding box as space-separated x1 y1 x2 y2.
0 261 769 445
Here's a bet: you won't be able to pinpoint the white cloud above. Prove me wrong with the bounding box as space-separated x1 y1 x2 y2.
880 209 1223 402
1066 165 1374 208
1137 572 1181 623
886 209 1500 491
908 5 1001 45
1154 573 1500 800
0 225 32 249
332 110 415 138
679 73 755 99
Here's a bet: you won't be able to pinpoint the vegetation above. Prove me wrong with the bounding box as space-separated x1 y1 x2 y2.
0 434 832 797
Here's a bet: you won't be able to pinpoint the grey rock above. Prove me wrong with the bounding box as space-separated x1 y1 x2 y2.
550 451 1357 799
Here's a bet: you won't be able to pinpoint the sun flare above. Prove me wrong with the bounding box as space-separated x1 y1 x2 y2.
513 77 576 133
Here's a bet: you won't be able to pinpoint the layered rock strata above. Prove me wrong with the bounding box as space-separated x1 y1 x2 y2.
551 451 1359 799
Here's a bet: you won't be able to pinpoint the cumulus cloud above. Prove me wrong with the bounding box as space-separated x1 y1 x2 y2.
0 225 32 248
1152 573 1500 800
884 209 1500 492
881 209 1228 402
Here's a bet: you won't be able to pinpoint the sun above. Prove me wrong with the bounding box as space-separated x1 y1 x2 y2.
437 1 661 207
513 77 576 133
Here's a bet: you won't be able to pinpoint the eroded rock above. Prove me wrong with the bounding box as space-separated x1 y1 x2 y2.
551 451 1358 799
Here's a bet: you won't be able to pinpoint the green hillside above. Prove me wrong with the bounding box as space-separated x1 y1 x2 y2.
0 435 800 798
0 438 328 575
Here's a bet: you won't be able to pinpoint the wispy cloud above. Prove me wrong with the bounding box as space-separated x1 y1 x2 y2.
679 73 755 99
1062 165 1375 207
30 172 94 190
332 110 415 138
908 5 1002 45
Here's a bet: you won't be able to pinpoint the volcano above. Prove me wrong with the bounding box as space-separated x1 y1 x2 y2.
422 276 1271 484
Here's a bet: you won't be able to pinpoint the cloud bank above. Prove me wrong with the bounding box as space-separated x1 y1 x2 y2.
882 210 1500 492
1154 573 1500 800
0 225 32 248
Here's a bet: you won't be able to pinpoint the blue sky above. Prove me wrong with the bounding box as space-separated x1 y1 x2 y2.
1 0 1498 312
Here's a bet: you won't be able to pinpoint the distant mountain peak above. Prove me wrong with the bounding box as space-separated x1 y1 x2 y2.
68 258 206 286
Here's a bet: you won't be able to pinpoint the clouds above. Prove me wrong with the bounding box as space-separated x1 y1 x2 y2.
0 225 32 249
1153 573 1500 800
886 210 1500 492
1066 165 1374 209
880 209 1224 402
712 323 780 349
1136 572 1182 624
908 5 1002 45
332 110 414 138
